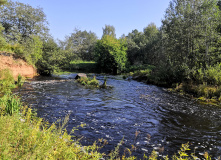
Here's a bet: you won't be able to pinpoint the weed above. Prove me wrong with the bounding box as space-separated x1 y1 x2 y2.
77 76 100 87
0 94 22 115
0 69 15 94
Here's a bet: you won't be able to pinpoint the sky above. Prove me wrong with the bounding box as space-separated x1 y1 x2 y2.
12 0 171 40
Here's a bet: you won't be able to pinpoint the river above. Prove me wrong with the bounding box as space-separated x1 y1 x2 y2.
17 73 221 159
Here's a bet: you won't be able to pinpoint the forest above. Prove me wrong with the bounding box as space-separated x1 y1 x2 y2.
1 0 221 101
0 0 220 77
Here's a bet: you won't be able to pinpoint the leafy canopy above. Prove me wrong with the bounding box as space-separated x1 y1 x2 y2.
95 35 127 74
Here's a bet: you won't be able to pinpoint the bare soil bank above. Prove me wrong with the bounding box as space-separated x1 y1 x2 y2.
0 52 37 79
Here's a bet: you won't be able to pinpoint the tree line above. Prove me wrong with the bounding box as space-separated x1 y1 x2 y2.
1 0 221 86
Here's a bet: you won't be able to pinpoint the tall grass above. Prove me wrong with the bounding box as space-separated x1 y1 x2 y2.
0 94 22 115
0 106 104 159
0 69 15 94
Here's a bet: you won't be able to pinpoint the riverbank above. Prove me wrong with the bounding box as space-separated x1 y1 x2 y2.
129 68 221 106
0 52 37 79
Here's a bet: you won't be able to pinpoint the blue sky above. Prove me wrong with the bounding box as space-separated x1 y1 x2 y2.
13 0 171 40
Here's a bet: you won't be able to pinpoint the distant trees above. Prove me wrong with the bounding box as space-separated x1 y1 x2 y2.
160 0 221 82
0 0 7 50
126 23 160 65
124 0 221 85
95 34 127 74
102 25 116 38
62 29 97 61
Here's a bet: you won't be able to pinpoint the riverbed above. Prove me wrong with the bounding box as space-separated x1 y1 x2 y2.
17 73 221 158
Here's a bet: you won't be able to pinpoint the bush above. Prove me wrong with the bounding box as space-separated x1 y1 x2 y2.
77 76 99 87
0 106 104 159
95 35 127 74
0 69 15 94
0 94 22 115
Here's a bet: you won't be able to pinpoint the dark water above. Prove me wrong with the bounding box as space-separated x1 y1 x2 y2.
17 74 221 159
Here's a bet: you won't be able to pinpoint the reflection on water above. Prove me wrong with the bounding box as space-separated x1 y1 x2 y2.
18 74 221 158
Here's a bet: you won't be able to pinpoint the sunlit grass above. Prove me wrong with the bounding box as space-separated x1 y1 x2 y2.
69 60 98 72
77 76 100 87
0 106 104 159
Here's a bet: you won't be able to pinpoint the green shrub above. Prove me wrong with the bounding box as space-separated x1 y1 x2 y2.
77 76 99 87
0 106 104 160
205 63 221 85
0 94 22 115
0 69 15 94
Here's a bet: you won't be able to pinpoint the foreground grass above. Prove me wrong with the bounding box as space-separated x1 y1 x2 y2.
0 106 104 159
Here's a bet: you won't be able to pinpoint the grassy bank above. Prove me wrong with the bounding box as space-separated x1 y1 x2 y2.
68 60 98 73
127 64 221 105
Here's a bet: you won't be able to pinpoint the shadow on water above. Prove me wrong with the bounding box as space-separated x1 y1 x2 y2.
17 74 221 159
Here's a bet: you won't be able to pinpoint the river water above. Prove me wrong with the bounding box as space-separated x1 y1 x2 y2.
17 73 221 159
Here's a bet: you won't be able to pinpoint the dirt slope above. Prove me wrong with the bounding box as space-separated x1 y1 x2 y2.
0 52 37 79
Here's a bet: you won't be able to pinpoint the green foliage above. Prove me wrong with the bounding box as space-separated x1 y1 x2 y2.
21 35 43 65
109 138 124 160
0 106 104 159
77 76 99 87
64 29 98 61
0 94 21 115
0 24 7 50
126 23 160 65
0 0 7 6
0 1 48 43
36 38 61 75
95 35 128 74
126 29 146 65
0 0 48 67
161 0 221 82
0 69 15 94
204 64 221 85
69 60 98 73
17 74 24 87
102 25 116 38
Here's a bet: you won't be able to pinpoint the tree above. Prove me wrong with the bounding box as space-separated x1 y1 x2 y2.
143 23 160 65
0 1 48 43
0 23 6 50
161 0 221 82
102 25 116 38
0 0 7 6
64 29 97 61
36 37 62 75
0 0 6 49
95 35 127 74
126 29 146 64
